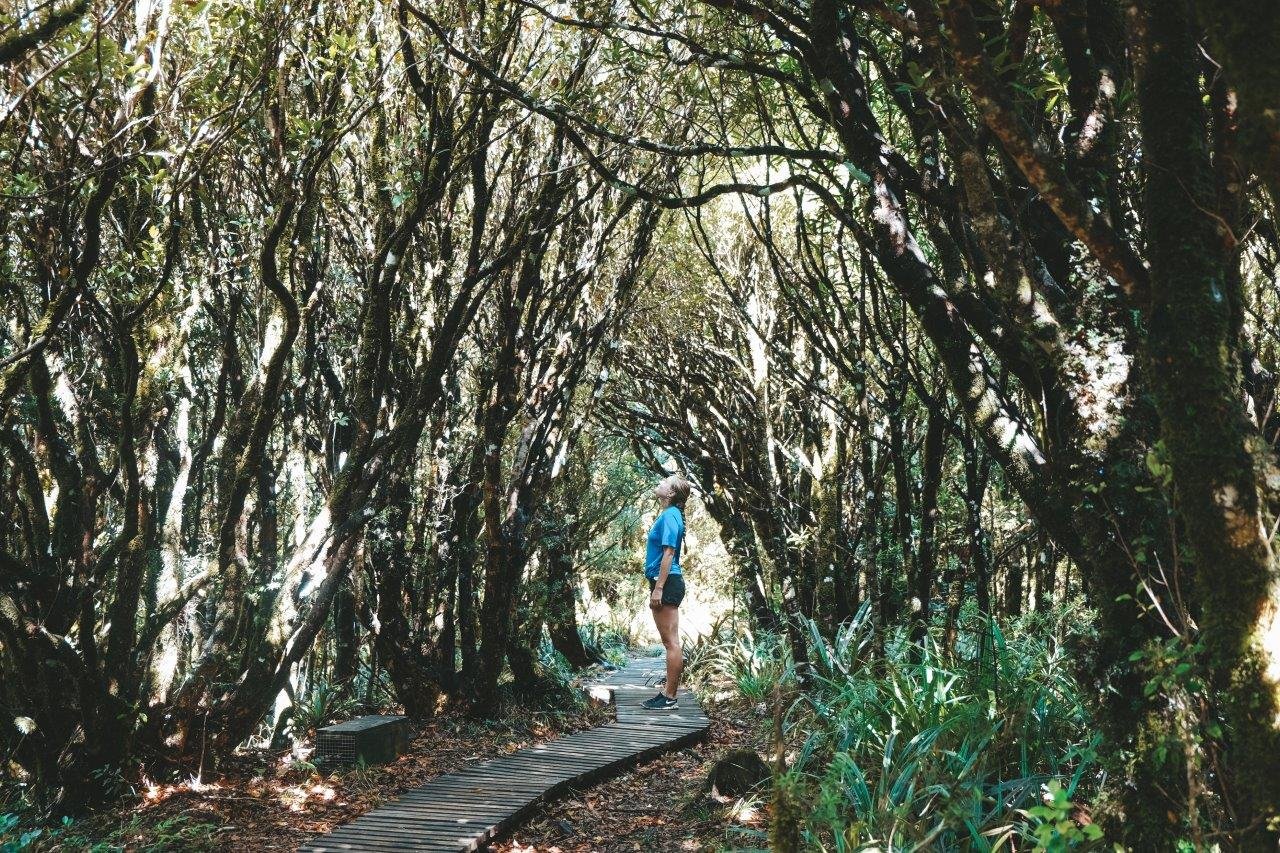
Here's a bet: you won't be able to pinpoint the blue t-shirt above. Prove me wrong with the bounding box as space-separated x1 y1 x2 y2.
645 506 685 578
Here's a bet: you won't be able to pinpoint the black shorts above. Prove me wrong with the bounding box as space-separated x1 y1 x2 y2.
648 574 686 607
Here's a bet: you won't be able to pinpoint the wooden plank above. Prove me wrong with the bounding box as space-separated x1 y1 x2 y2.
402 777 546 793
412 775 547 790
309 837 474 850
332 826 488 844
508 741 646 758
340 824 484 839
350 799 509 819
319 828 473 844
612 718 710 732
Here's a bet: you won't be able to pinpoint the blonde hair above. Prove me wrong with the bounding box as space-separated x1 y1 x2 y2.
662 474 692 511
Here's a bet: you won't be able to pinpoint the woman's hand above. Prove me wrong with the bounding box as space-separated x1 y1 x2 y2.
650 587 664 609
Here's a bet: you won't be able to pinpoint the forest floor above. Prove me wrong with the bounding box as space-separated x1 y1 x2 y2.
13 670 773 852
18 690 611 851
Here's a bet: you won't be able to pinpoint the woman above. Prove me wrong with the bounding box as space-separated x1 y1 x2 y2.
641 474 691 710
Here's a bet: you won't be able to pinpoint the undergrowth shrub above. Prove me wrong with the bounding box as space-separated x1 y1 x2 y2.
576 620 632 666
290 681 362 737
0 811 220 853
703 602 1103 851
689 621 790 700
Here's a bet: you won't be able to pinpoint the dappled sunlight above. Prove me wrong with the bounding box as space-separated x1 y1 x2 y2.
1262 592 1280 725
726 797 764 825
140 775 222 806
279 782 338 812
1067 336 1133 446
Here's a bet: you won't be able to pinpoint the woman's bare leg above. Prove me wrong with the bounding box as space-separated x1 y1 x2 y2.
652 604 682 698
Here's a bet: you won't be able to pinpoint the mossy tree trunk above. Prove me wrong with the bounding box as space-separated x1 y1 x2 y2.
1133 0 1280 840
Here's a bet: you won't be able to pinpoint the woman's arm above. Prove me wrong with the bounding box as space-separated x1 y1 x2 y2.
650 546 675 608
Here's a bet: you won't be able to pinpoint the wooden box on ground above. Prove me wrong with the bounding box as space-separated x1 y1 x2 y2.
315 715 410 768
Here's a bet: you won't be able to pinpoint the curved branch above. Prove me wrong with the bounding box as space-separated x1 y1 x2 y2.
942 0 1150 303
0 0 89 66
402 2 838 165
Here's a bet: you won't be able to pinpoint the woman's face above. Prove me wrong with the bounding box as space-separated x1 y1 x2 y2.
653 480 673 503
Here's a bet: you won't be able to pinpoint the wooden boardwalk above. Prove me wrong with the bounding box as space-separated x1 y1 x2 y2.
300 657 708 852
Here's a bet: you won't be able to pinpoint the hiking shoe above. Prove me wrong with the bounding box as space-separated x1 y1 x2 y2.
641 693 678 711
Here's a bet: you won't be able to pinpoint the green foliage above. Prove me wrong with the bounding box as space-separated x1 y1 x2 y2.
535 630 602 688
351 662 398 713
291 682 361 737
1144 440 1175 489
692 624 792 701
576 620 632 666
770 770 805 853
712 605 1103 850
1021 781 1104 851
0 812 54 853
1128 637 1205 701
59 813 219 852
3 810 220 852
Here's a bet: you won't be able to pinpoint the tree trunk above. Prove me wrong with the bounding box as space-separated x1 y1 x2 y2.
1134 0 1280 838
888 396 912 630
912 406 945 644
544 543 599 669
332 581 358 687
